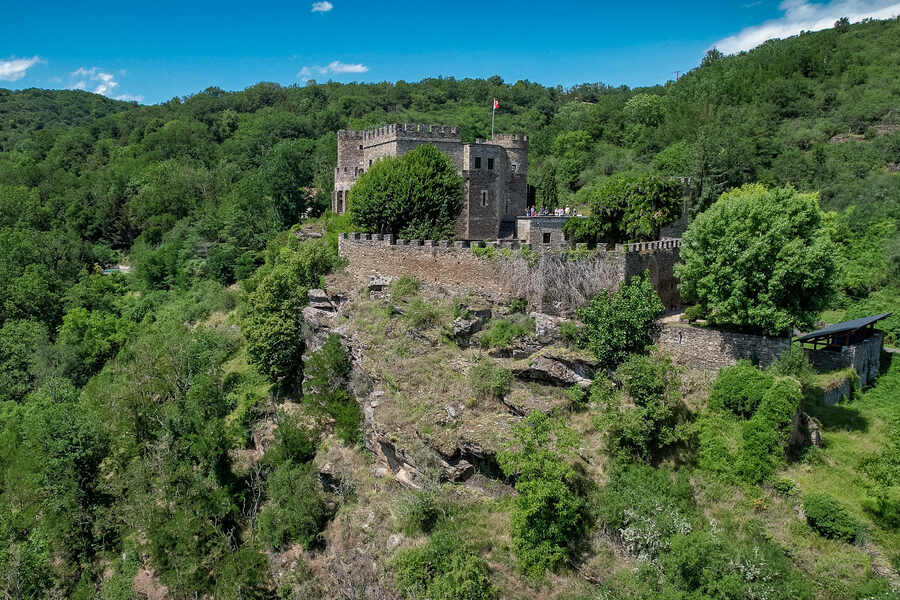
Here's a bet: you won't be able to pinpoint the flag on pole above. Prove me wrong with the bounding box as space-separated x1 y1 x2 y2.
493 98 499 109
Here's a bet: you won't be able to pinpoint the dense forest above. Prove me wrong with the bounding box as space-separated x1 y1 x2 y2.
0 15 898 600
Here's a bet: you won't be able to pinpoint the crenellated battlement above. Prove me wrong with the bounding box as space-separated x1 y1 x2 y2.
339 233 679 255
338 233 683 310
338 123 462 146
485 132 529 148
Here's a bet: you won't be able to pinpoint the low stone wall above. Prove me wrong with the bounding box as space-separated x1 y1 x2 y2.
806 333 883 388
656 322 790 370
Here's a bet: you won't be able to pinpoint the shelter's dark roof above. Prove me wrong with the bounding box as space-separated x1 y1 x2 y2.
796 312 893 343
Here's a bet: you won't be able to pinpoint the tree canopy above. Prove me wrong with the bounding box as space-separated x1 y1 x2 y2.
676 184 837 334
347 144 463 239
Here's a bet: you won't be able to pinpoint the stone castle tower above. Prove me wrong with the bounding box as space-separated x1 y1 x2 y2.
333 123 528 240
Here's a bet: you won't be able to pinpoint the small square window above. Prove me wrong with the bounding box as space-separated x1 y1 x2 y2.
481 190 488 207
487 158 494 170
474 156 482 169
542 232 551 244
359 145 363 150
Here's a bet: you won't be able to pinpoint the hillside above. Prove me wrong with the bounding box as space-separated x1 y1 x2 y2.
0 15 898 600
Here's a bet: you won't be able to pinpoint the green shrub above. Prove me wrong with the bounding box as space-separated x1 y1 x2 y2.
396 489 448 535
598 354 684 461
479 314 534 349
737 378 801 483
468 358 514 403
498 412 586 576
302 335 360 444
803 493 862 542
394 526 496 600
708 361 774 417
258 462 328 550
577 273 663 368
773 478 798 497
390 276 420 302
404 297 441 329
507 297 528 314
862 491 900 530
559 320 581 346
737 419 784 484
266 411 317 466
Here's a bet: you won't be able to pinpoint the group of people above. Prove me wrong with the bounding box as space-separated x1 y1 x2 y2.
524 205 577 217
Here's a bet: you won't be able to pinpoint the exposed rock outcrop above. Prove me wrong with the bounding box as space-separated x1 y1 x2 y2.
512 348 599 388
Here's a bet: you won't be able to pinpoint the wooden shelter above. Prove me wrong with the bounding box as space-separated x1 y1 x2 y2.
796 313 892 350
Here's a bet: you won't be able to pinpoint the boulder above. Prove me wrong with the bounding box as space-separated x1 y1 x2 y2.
368 275 393 298
530 311 570 343
487 337 544 359
513 354 592 387
307 288 334 311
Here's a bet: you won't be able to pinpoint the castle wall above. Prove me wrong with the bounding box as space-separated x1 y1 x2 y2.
624 243 681 310
656 323 791 370
338 233 507 298
338 234 682 312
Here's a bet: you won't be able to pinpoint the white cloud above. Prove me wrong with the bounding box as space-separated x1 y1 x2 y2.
714 0 900 53
115 93 144 102
70 66 120 95
298 60 368 79
68 66 142 102
0 56 42 82
311 1 333 12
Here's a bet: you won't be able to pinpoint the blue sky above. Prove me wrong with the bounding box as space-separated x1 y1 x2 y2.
2 0 899 104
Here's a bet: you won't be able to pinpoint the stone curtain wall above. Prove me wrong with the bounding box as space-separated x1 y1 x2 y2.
656 322 791 370
806 332 883 387
338 233 508 297
338 234 682 310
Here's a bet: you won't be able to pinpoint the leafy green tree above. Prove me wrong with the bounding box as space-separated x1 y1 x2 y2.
498 412 586 576
258 461 328 550
348 144 462 239
0 319 48 403
564 174 683 243
242 239 339 385
577 273 663 368
595 354 685 461
677 184 837 335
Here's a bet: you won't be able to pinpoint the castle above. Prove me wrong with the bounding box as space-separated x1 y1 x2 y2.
333 124 529 240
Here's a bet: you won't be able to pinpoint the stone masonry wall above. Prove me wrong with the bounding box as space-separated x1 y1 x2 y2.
656 322 791 370
806 332 882 388
339 234 682 309
338 233 508 297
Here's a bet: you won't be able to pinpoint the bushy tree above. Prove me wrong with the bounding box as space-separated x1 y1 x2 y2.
708 360 775 417
498 412 586 576
258 461 328 550
347 144 462 239
577 272 663 368
595 354 685 461
241 238 339 385
677 184 836 335
737 378 801 483
564 174 683 243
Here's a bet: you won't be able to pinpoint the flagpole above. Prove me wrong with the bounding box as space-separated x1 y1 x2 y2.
491 99 495 140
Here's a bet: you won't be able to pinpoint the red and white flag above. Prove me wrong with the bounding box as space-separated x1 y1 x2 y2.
493 98 499 109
